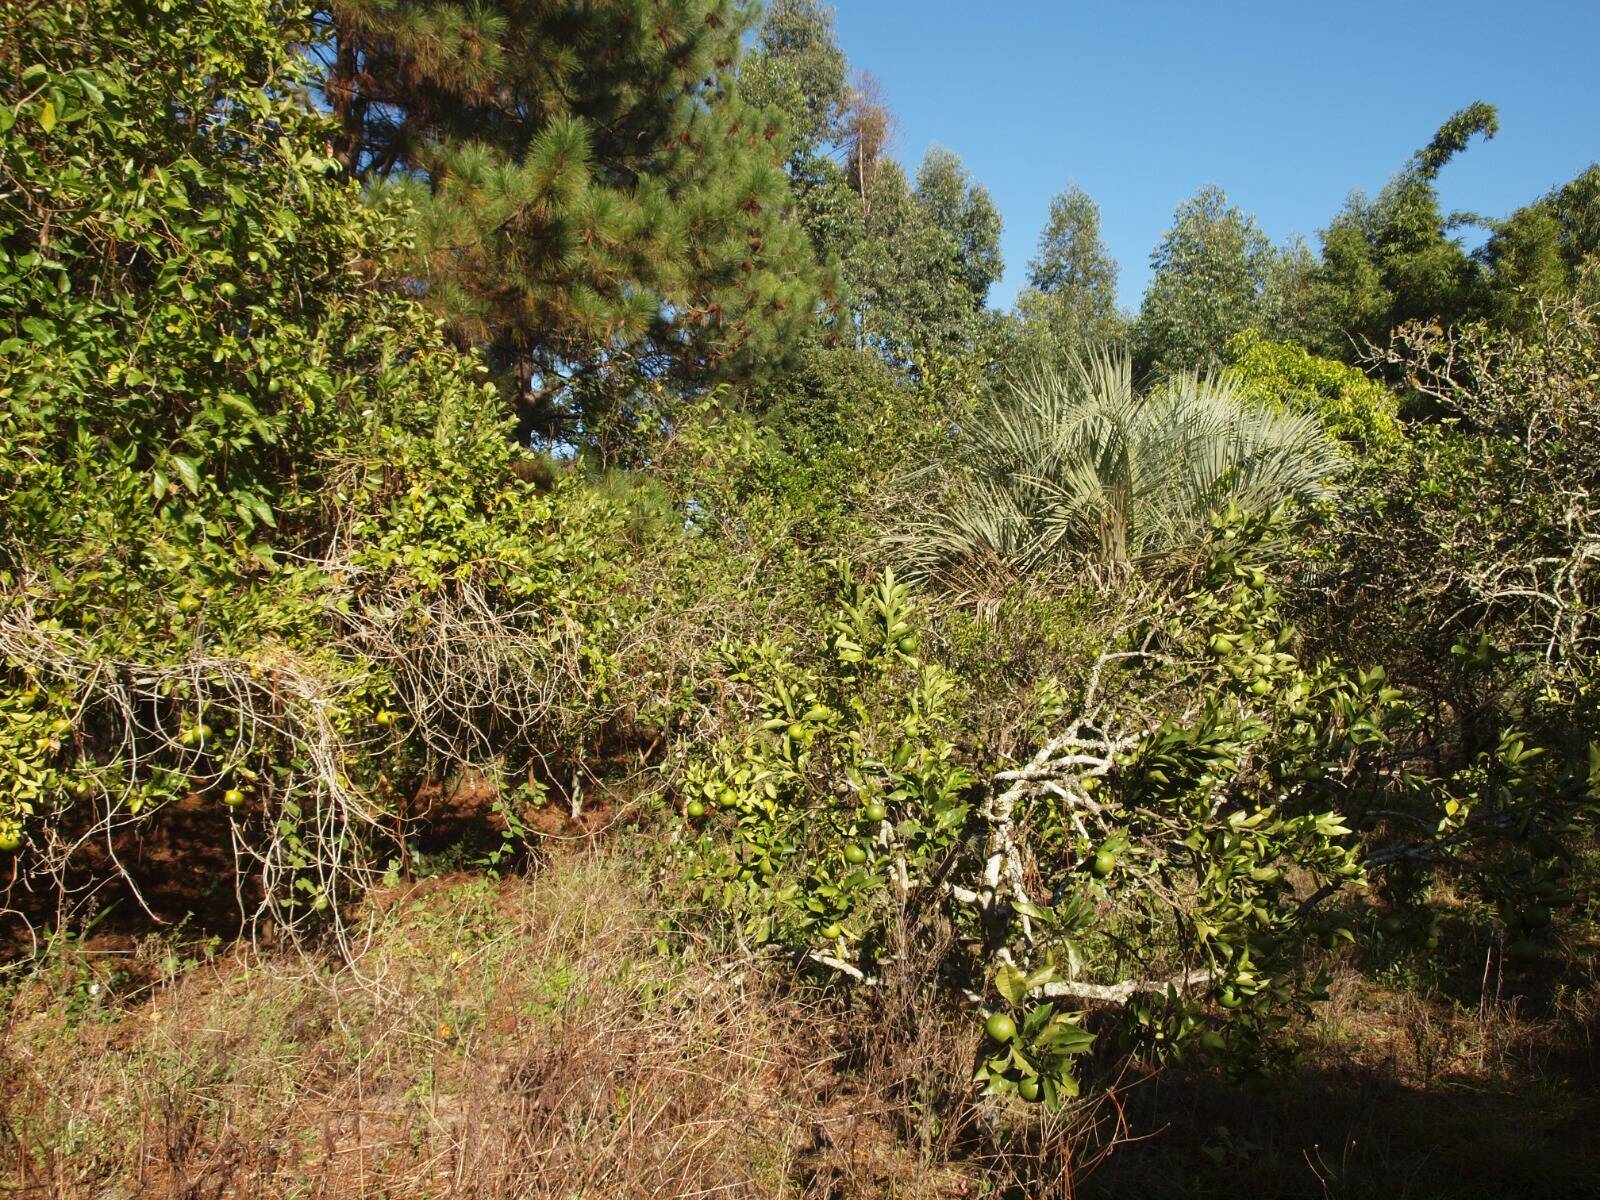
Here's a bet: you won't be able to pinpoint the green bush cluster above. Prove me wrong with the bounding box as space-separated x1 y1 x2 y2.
672 510 1439 1100
0 0 622 917
1225 329 1404 450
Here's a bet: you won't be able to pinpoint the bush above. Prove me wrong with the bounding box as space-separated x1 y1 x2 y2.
672 510 1421 1103
1225 329 1404 450
0 0 623 931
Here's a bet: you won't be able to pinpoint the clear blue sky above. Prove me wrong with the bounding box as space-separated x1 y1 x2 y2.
827 0 1600 312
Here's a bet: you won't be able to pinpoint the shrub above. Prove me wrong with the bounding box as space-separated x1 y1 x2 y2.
0 0 622 932
673 510 1417 1104
1225 329 1404 450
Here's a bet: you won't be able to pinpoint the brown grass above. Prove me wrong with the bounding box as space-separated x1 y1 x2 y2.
1078 947 1600 1200
5 851 1597 1200
1 849 823 1199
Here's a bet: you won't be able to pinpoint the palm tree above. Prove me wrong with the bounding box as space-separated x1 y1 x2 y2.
888 349 1343 585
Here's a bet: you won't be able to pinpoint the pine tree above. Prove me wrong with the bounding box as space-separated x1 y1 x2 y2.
314 0 823 449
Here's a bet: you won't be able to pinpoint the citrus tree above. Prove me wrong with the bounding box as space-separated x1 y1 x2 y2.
675 509 1419 1106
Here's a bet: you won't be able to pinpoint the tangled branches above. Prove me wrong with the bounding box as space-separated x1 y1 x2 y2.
673 515 1399 1098
1358 291 1600 700
0 585 383 950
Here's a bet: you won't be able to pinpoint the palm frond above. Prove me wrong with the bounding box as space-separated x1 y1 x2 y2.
887 348 1344 586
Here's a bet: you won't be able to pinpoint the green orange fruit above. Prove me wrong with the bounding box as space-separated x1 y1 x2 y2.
985 1012 1017 1044
863 802 888 823
843 844 868 866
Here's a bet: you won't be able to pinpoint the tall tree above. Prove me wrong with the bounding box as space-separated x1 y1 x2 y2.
314 0 823 449
1482 163 1600 329
1015 184 1123 357
847 162 980 363
1134 185 1274 374
747 0 849 150
1307 102 1498 356
913 146 1004 307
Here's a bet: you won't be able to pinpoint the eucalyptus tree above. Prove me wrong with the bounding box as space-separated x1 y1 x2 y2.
1015 184 1125 363
1134 186 1276 375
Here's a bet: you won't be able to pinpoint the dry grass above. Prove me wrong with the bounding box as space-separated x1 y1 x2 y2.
1078 945 1600 1200
0 848 822 1199
0 842 1098 1200
5 848 1597 1200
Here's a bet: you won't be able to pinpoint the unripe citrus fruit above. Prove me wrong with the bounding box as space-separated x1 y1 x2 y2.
1017 1076 1043 1102
820 923 843 940
985 1012 1017 1044
863 802 887 823
222 788 245 807
843 844 868 865
685 799 705 819
0 827 21 853
1089 849 1117 878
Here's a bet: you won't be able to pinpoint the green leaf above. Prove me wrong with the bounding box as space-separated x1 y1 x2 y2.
995 962 1027 1006
170 454 200 494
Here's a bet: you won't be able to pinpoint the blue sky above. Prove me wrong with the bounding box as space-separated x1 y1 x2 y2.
827 0 1600 312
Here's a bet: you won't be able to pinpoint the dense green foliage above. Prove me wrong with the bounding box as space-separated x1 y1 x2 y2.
1225 330 1403 449
1015 184 1124 365
1133 186 1280 374
0 0 621 919
318 0 824 449
2 0 1597 1190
